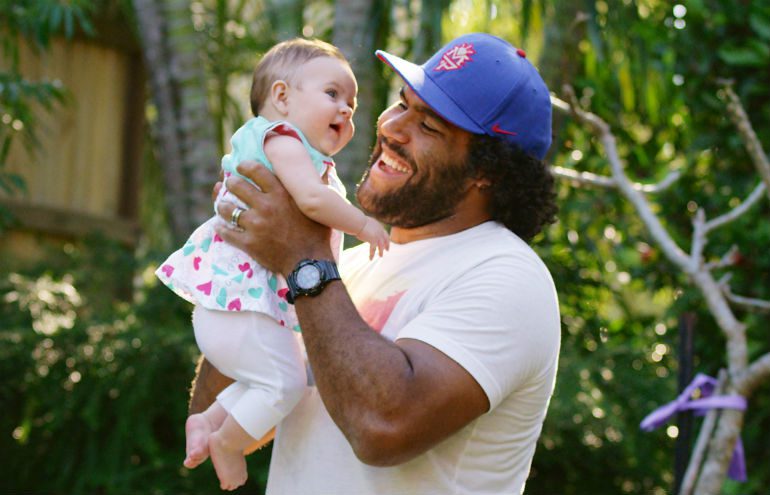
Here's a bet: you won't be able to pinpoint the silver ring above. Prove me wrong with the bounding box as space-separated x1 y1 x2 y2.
230 206 245 228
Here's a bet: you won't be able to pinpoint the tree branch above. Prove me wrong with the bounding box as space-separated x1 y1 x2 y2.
704 181 766 234
691 208 708 270
552 89 692 272
550 166 616 188
718 274 770 313
736 353 770 397
704 246 739 271
550 166 681 193
719 80 770 200
680 370 727 495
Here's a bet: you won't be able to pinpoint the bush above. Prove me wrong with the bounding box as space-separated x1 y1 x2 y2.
0 236 271 494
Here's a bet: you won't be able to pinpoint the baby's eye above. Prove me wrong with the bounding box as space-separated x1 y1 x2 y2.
326 89 338 98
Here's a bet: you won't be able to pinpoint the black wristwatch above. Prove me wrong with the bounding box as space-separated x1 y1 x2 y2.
286 259 340 304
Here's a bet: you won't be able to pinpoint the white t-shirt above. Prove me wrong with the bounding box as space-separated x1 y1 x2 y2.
266 221 561 495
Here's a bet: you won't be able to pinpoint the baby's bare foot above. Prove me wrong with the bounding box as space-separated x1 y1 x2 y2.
183 414 212 469
209 431 248 491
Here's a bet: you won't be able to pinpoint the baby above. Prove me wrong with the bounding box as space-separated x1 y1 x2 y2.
156 38 389 490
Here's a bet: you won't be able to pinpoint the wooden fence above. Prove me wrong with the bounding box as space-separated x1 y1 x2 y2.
1 22 145 264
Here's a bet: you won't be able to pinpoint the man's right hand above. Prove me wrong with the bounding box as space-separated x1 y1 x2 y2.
214 161 334 276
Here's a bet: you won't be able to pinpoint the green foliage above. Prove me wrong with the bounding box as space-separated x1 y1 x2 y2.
526 0 770 493
0 237 272 494
1 0 95 47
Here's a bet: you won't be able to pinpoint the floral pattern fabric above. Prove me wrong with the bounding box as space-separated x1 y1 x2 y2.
155 117 345 331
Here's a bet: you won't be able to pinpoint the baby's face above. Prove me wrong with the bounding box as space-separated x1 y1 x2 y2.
285 57 358 156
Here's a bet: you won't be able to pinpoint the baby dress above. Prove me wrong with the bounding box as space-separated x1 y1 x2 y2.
156 116 345 331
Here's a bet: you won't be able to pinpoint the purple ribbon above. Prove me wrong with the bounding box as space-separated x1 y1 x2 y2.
640 373 747 481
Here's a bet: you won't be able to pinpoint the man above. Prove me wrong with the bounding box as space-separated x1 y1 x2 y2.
201 33 560 494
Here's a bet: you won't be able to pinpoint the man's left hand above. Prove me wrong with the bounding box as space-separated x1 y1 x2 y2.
214 161 333 275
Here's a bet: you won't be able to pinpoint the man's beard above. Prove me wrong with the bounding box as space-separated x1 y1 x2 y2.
356 138 472 229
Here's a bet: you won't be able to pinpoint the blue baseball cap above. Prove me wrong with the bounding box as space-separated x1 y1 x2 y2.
376 33 552 160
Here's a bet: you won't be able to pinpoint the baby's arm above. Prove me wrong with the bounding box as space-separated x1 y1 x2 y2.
265 135 389 257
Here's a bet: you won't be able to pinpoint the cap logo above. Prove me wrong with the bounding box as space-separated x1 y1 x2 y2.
433 43 476 72
491 123 517 136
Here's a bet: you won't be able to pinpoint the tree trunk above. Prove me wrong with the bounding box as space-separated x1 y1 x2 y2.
538 1 585 162
332 0 390 191
412 0 450 63
693 407 745 494
133 0 219 243
267 0 304 41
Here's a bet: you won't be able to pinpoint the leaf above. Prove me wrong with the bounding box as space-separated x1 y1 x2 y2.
618 61 635 112
49 4 62 32
0 135 11 162
0 175 12 194
9 173 27 194
749 12 770 40
63 9 74 39
717 41 770 67
73 8 94 37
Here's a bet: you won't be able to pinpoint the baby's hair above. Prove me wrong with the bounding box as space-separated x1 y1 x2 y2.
250 38 350 116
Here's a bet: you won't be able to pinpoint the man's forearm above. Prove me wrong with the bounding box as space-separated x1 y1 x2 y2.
293 282 422 463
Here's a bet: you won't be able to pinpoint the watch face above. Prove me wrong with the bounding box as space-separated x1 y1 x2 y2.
296 264 322 290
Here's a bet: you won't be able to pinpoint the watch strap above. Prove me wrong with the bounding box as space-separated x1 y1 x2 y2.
286 259 340 304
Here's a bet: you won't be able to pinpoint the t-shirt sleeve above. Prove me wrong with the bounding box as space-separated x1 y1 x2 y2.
268 122 302 141
396 255 560 411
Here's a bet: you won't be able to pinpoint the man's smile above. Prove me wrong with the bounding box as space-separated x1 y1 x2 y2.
369 143 413 185
377 151 411 174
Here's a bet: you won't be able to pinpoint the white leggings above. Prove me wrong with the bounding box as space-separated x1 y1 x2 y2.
192 306 307 439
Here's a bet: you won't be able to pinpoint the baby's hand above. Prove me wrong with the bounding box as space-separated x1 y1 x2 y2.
357 216 390 259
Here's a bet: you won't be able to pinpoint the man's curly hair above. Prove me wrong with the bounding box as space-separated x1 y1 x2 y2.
468 134 558 242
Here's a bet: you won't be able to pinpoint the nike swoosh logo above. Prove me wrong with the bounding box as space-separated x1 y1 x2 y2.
491 123 517 136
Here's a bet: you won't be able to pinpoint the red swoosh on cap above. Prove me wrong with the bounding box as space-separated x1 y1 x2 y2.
491 123 517 136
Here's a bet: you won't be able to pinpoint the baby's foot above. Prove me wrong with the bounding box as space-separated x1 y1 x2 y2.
183 414 212 468
209 430 248 491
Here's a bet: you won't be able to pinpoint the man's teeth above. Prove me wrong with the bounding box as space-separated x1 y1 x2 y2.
381 154 409 173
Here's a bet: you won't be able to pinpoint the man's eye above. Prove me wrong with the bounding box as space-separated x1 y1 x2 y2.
397 102 407 110
421 122 437 133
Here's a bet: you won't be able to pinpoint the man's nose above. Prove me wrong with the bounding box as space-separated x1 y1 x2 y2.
379 106 409 144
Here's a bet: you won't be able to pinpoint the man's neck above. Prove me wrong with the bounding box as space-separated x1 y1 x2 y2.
390 193 492 243
389 219 487 244
389 183 492 244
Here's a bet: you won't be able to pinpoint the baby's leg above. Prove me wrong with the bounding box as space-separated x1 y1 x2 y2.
183 401 226 469
192 307 307 487
208 414 253 490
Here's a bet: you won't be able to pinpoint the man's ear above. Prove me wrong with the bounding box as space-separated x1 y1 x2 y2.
270 80 290 115
473 177 492 190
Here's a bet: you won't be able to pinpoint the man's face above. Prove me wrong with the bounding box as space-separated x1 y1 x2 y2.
356 87 474 228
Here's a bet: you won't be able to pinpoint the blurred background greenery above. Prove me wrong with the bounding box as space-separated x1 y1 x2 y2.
1 0 768 494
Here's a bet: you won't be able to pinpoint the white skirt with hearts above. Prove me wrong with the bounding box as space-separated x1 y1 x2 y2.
155 215 301 331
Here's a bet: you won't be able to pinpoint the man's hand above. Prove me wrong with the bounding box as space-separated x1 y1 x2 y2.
215 161 334 275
